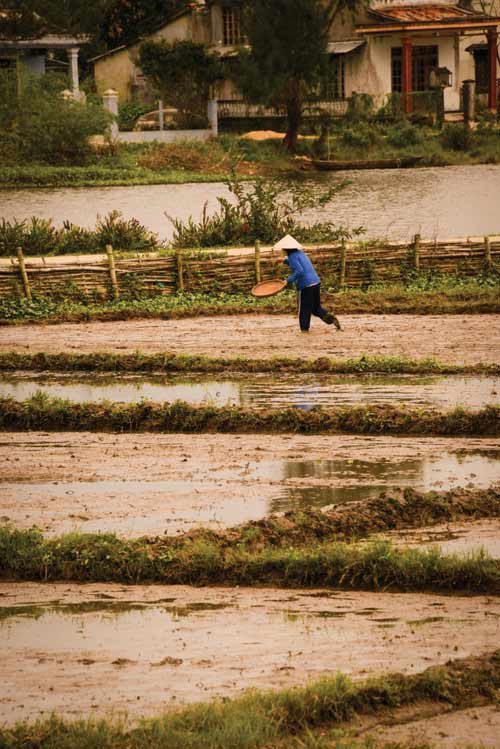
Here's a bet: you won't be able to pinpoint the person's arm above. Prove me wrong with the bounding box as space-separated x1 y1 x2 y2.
286 254 303 286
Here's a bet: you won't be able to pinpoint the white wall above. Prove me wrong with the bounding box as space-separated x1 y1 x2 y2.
348 34 462 110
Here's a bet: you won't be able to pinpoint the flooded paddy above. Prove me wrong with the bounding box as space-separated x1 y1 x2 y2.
1 581 498 724
1 372 499 410
1 432 498 537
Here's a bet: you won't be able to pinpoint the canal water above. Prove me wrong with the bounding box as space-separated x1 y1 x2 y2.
1 373 498 410
1 164 500 241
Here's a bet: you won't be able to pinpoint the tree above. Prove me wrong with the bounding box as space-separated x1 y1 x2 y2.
102 0 186 46
138 40 222 125
0 0 111 40
236 0 330 151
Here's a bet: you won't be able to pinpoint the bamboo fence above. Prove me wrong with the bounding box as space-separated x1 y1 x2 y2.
0 235 498 301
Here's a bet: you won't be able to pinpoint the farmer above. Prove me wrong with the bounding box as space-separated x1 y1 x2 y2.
274 234 341 333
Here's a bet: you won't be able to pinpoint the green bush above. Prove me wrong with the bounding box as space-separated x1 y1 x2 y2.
117 101 150 131
0 211 162 257
0 71 111 165
341 123 379 149
440 124 472 152
386 124 424 148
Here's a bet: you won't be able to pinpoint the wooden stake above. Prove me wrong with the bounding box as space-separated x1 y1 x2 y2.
339 239 347 288
177 251 184 292
106 244 119 300
16 247 32 301
484 236 492 271
414 234 421 272
254 240 261 283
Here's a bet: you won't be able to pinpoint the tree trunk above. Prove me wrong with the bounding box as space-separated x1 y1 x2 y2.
283 80 303 153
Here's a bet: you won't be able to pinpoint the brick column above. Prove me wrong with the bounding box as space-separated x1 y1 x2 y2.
402 37 413 114
487 28 498 111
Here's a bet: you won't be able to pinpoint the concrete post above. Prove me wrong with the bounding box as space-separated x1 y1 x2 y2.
103 89 119 139
462 79 476 127
67 47 80 99
158 99 164 131
207 99 218 136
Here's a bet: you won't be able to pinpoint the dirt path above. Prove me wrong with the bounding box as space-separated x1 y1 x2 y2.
1 432 498 537
1 314 499 364
1 582 498 725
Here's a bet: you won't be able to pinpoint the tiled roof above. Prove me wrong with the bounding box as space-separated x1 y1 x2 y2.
369 4 488 23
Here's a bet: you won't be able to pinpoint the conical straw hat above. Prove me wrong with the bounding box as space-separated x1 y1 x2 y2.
272 234 303 251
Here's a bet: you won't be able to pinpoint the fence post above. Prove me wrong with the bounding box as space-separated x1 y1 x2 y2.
413 233 421 272
177 251 184 292
254 240 261 284
16 247 32 301
339 238 347 288
484 235 492 271
106 244 119 300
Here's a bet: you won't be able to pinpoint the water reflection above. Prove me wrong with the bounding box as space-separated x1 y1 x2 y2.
1 373 498 410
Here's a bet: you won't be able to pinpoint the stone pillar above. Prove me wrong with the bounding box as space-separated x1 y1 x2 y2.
67 47 80 99
207 99 218 136
487 29 498 111
103 89 119 138
401 37 413 115
462 79 476 126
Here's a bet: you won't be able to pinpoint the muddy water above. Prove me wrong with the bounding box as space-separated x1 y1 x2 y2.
1 582 498 724
1 373 499 410
2 164 500 240
1 437 498 535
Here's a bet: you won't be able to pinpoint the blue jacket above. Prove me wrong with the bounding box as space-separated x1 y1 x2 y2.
284 250 320 290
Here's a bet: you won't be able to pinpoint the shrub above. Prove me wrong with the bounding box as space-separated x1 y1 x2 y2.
440 124 472 152
341 123 379 149
168 174 361 248
386 124 424 148
117 101 151 131
0 71 111 165
0 212 162 257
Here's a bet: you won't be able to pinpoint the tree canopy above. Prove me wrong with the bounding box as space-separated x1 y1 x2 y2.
235 0 330 151
138 40 223 125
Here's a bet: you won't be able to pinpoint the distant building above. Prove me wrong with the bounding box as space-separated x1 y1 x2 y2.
0 10 87 98
91 0 499 114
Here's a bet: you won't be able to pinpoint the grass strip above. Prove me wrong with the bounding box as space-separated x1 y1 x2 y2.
1 285 499 326
0 395 498 436
0 652 499 749
1 527 498 593
1 351 499 376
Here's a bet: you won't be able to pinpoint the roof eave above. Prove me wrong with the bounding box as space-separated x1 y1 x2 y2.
356 18 500 34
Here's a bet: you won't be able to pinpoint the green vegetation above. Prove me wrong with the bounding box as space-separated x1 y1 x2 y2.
0 72 111 166
0 393 498 436
1 351 497 376
0 652 498 748
138 40 222 128
1 278 499 324
0 211 162 257
1 524 498 592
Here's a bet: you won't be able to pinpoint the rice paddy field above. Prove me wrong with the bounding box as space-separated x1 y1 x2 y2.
0 312 499 749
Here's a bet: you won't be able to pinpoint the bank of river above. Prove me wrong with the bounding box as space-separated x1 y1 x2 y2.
2 164 500 241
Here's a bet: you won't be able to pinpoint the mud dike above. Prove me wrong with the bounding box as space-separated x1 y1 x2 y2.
0 316 499 748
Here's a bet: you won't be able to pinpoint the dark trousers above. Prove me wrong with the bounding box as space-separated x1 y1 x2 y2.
298 283 328 331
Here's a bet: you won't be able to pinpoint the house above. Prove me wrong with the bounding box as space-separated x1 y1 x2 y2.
91 0 499 114
0 12 87 98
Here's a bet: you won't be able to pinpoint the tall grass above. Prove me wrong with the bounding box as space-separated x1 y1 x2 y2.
0 528 498 593
0 395 498 436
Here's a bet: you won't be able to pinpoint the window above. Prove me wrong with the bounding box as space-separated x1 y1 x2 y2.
391 45 439 92
324 56 345 100
222 7 243 45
